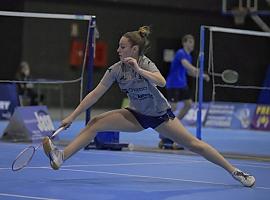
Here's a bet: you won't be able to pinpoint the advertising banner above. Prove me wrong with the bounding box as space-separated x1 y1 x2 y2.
205 102 235 128
251 105 270 131
0 83 20 120
182 103 209 126
231 103 257 129
204 102 256 129
2 106 56 142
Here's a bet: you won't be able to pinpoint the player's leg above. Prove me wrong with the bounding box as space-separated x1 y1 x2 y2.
64 109 143 159
176 86 192 120
177 99 192 119
155 118 235 172
43 109 143 169
169 101 178 112
155 118 255 187
159 88 178 148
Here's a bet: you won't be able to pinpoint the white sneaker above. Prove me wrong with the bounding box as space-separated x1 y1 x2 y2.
43 136 64 170
232 168 255 187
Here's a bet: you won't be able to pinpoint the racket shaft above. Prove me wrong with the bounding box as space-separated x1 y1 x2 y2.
51 126 65 138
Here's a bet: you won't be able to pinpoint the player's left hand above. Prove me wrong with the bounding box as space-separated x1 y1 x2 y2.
203 74 210 82
123 57 140 72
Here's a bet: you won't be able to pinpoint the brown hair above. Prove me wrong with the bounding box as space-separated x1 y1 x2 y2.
181 34 194 44
123 26 151 55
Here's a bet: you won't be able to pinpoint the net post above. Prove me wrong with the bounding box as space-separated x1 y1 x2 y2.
196 25 205 140
85 16 96 124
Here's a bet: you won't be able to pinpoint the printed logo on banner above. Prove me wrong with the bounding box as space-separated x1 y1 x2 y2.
205 102 234 128
21 106 55 141
34 110 54 132
0 101 10 110
205 102 256 129
231 103 256 129
0 101 11 118
0 83 19 120
251 105 270 131
182 103 209 126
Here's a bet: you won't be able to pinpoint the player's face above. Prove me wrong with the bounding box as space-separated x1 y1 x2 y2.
184 39 195 52
117 36 137 61
22 65 30 76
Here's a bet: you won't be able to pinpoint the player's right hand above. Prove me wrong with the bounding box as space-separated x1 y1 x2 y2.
203 74 210 82
61 116 73 129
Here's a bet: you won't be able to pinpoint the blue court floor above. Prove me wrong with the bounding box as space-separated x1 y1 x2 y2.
0 141 270 200
1 120 270 200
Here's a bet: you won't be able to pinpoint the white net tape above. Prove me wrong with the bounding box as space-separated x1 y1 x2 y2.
0 11 96 117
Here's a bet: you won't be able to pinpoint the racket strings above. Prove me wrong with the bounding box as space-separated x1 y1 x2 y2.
222 70 239 84
11 127 65 171
12 146 35 171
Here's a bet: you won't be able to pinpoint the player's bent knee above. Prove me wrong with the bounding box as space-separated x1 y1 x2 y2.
186 140 205 153
87 114 105 126
86 115 111 133
86 116 102 130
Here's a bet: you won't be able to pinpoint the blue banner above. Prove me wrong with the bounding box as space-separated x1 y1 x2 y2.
0 83 20 120
205 102 234 128
181 103 209 126
3 106 56 142
205 102 256 129
19 106 55 141
231 103 256 129
251 105 270 131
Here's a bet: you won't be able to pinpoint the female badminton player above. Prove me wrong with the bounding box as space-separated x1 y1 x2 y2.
43 26 255 187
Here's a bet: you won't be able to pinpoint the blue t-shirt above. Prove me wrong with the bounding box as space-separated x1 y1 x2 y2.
166 48 192 88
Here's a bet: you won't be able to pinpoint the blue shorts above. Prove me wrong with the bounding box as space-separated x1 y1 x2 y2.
126 108 175 129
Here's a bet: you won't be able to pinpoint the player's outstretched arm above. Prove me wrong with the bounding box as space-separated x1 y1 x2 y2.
61 83 109 127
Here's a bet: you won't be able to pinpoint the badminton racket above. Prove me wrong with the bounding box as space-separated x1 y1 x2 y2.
211 69 239 84
11 126 65 171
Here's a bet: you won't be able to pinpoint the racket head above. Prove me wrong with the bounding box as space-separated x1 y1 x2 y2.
12 146 36 171
222 69 239 83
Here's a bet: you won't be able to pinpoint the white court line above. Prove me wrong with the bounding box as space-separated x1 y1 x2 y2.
0 161 197 171
60 168 270 190
0 193 61 200
5 141 270 167
1 152 269 171
1 160 268 172
58 160 270 170
60 161 184 167
0 166 49 170
234 163 270 169
1 163 270 190
80 150 270 169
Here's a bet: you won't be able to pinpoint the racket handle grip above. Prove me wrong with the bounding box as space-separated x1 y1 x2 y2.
51 126 65 138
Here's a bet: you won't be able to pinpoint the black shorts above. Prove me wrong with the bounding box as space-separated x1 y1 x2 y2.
167 87 191 102
125 108 175 129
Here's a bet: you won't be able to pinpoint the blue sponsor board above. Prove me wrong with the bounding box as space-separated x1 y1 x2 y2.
205 102 234 128
232 103 256 129
0 83 20 120
251 105 270 131
21 106 55 141
204 102 256 129
2 106 56 142
181 103 209 126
